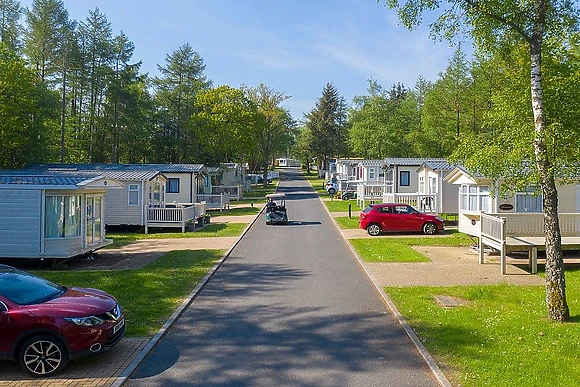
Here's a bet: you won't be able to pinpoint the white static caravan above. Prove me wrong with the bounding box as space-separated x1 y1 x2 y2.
355 160 385 185
0 173 121 259
335 158 363 181
143 164 207 204
23 164 167 227
416 160 458 214
275 158 301 168
444 165 580 237
384 158 447 194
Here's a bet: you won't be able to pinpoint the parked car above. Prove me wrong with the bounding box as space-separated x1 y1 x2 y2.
0 265 125 376
325 180 338 195
359 203 445 236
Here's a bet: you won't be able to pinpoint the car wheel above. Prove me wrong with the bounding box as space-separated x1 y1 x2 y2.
422 222 437 235
19 334 69 377
367 223 381 236
328 188 336 195
341 193 349 200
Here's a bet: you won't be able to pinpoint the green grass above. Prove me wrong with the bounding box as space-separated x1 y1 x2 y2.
349 232 473 263
335 216 360 229
350 238 430 262
209 206 260 217
386 270 580 386
36 250 222 337
323 199 360 212
106 223 247 248
238 197 268 205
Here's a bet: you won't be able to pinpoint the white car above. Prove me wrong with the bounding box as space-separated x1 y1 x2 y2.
325 180 338 195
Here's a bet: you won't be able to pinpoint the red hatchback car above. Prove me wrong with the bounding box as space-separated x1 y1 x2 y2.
359 203 445 236
0 265 125 377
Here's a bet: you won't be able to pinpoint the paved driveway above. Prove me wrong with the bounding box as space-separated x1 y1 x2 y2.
126 170 438 386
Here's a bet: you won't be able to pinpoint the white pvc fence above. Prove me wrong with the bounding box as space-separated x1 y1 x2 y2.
211 185 243 201
145 202 206 233
197 193 230 211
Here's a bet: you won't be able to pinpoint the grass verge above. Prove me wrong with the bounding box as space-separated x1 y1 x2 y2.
335 216 360 229
37 249 222 337
349 232 473 263
106 223 247 249
386 270 580 386
323 199 360 212
350 238 430 262
209 206 261 217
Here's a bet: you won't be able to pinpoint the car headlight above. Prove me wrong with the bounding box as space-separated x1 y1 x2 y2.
65 316 105 326
436 216 444 222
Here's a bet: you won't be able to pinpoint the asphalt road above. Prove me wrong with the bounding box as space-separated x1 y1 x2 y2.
126 169 438 387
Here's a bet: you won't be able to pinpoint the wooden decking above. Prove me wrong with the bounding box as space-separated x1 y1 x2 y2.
479 212 580 274
505 236 580 274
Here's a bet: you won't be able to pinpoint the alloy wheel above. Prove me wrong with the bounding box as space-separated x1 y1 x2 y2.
20 336 68 376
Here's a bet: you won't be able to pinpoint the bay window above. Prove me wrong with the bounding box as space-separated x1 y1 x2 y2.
45 195 81 238
460 185 490 212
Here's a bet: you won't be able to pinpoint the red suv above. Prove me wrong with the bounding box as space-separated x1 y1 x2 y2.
0 265 125 376
359 203 445 236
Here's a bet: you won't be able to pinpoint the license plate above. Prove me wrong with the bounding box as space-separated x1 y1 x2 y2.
113 318 125 334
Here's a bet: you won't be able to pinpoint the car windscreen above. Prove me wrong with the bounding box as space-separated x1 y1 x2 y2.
0 268 65 305
362 205 374 214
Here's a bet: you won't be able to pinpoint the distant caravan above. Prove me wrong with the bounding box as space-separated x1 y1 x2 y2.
275 158 301 168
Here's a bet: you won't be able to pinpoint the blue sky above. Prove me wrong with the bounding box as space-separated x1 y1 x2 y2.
20 0 456 121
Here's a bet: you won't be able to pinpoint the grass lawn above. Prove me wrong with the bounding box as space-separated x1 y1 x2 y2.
350 238 430 262
349 232 473 263
335 216 360 229
106 223 247 248
209 206 261 217
323 199 360 212
386 269 580 386
36 250 222 337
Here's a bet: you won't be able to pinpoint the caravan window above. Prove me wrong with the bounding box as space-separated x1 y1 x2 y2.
516 188 542 212
128 184 139 206
460 185 490 212
45 195 81 238
166 178 179 193
400 171 410 186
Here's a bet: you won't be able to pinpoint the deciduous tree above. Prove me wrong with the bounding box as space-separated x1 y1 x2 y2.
383 0 579 321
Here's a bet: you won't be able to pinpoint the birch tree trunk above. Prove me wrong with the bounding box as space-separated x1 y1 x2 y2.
529 34 570 321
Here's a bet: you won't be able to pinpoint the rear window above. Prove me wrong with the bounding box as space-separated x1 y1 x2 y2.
362 205 374 214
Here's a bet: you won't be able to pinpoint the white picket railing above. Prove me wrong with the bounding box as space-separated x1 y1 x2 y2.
197 193 230 211
356 184 385 208
211 185 243 201
145 202 207 233
484 213 580 237
383 193 437 213
479 212 580 275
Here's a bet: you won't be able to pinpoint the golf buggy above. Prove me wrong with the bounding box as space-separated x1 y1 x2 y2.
265 193 288 225
339 180 359 200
